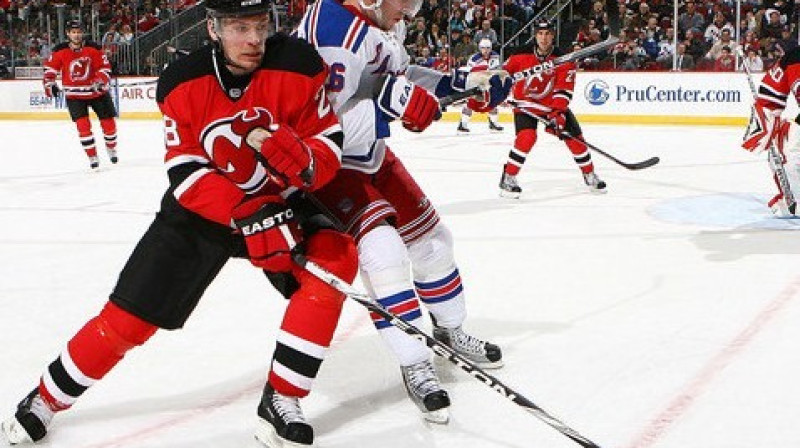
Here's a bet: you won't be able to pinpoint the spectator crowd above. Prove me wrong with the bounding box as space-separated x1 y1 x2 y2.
1 0 798 79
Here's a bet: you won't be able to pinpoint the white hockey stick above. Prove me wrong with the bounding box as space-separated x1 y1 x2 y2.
738 47 797 215
292 253 604 448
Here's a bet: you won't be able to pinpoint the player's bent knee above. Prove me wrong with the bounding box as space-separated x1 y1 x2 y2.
305 229 358 283
515 129 536 151
407 223 455 274
96 301 158 353
358 224 409 273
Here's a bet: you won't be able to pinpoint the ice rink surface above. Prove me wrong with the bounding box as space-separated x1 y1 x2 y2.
2 119 800 448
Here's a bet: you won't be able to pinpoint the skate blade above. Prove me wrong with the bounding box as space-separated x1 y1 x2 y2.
588 187 608 195
473 359 504 369
499 190 521 199
2 416 33 445
422 408 450 425
255 419 313 448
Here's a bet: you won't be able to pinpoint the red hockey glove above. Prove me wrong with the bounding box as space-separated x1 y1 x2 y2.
376 75 441 132
257 124 315 189
743 104 788 153
546 109 567 133
232 195 302 272
43 81 61 98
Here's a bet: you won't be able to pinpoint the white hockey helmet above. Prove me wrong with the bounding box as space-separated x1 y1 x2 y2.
479 38 492 49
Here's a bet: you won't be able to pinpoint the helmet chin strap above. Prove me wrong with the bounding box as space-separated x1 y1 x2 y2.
209 17 252 74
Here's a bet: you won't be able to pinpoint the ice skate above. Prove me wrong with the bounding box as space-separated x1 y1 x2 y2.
499 172 521 199
583 172 607 194
400 359 450 424
488 120 504 132
107 148 118 164
2 389 54 445
768 194 796 217
89 156 100 170
433 324 503 369
255 384 313 447
457 123 470 133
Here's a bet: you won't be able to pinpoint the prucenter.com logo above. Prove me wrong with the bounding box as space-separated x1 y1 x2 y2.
585 79 610 106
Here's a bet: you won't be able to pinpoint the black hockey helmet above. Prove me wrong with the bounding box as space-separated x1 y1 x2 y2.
205 0 271 17
65 20 83 31
533 20 554 32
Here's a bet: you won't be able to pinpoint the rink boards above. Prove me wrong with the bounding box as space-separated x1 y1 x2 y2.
0 72 774 126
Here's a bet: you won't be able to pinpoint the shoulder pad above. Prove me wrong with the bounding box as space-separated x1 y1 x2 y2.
302 0 369 53
156 45 214 103
262 33 325 78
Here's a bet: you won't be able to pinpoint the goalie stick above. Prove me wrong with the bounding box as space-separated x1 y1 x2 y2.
511 100 660 170
293 253 604 448
439 37 618 109
737 47 797 215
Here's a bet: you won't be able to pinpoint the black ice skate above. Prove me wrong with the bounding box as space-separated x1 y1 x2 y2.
400 359 450 424
499 172 521 199
107 149 118 164
433 322 503 369
583 172 607 194
89 156 100 170
457 123 470 133
255 384 313 448
488 120 504 132
1 388 54 445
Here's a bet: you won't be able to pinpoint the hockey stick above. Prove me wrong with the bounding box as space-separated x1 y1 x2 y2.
439 37 619 109
293 254 604 448
737 47 797 215
512 101 660 170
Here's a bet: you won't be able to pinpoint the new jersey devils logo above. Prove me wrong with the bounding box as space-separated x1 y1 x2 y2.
200 107 278 194
523 75 555 100
69 57 92 82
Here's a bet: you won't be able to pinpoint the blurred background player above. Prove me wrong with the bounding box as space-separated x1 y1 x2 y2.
296 0 510 424
2 1 358 447
500 20 606 198
742 45 800 217
457 38 504 133
43 20 118 170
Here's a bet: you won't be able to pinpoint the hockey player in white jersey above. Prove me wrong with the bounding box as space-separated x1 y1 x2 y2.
296 0 511 424
458 38 504 133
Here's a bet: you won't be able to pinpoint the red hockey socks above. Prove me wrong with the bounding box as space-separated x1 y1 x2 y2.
565 135 594 174
38 302 157 411
505 128 536 176
99 118 117 151
75 117 96 158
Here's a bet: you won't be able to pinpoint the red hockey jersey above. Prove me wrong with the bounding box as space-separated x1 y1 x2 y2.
504 47 576 116
756 46 800 112
156 34 343 227
43 41 112 100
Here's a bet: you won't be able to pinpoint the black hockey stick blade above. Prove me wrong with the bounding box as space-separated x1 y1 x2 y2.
293 254 605 448
439 37 618 109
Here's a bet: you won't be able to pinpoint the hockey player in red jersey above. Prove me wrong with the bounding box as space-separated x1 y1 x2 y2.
43 20 118 170
742 46 800 217
500 20 606 198
2 1 357 447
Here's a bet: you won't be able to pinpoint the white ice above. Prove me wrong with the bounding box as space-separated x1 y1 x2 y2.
2 119 800 448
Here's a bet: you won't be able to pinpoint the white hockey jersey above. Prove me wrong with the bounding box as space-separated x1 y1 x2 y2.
295 0 448 173
466 51 501 72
